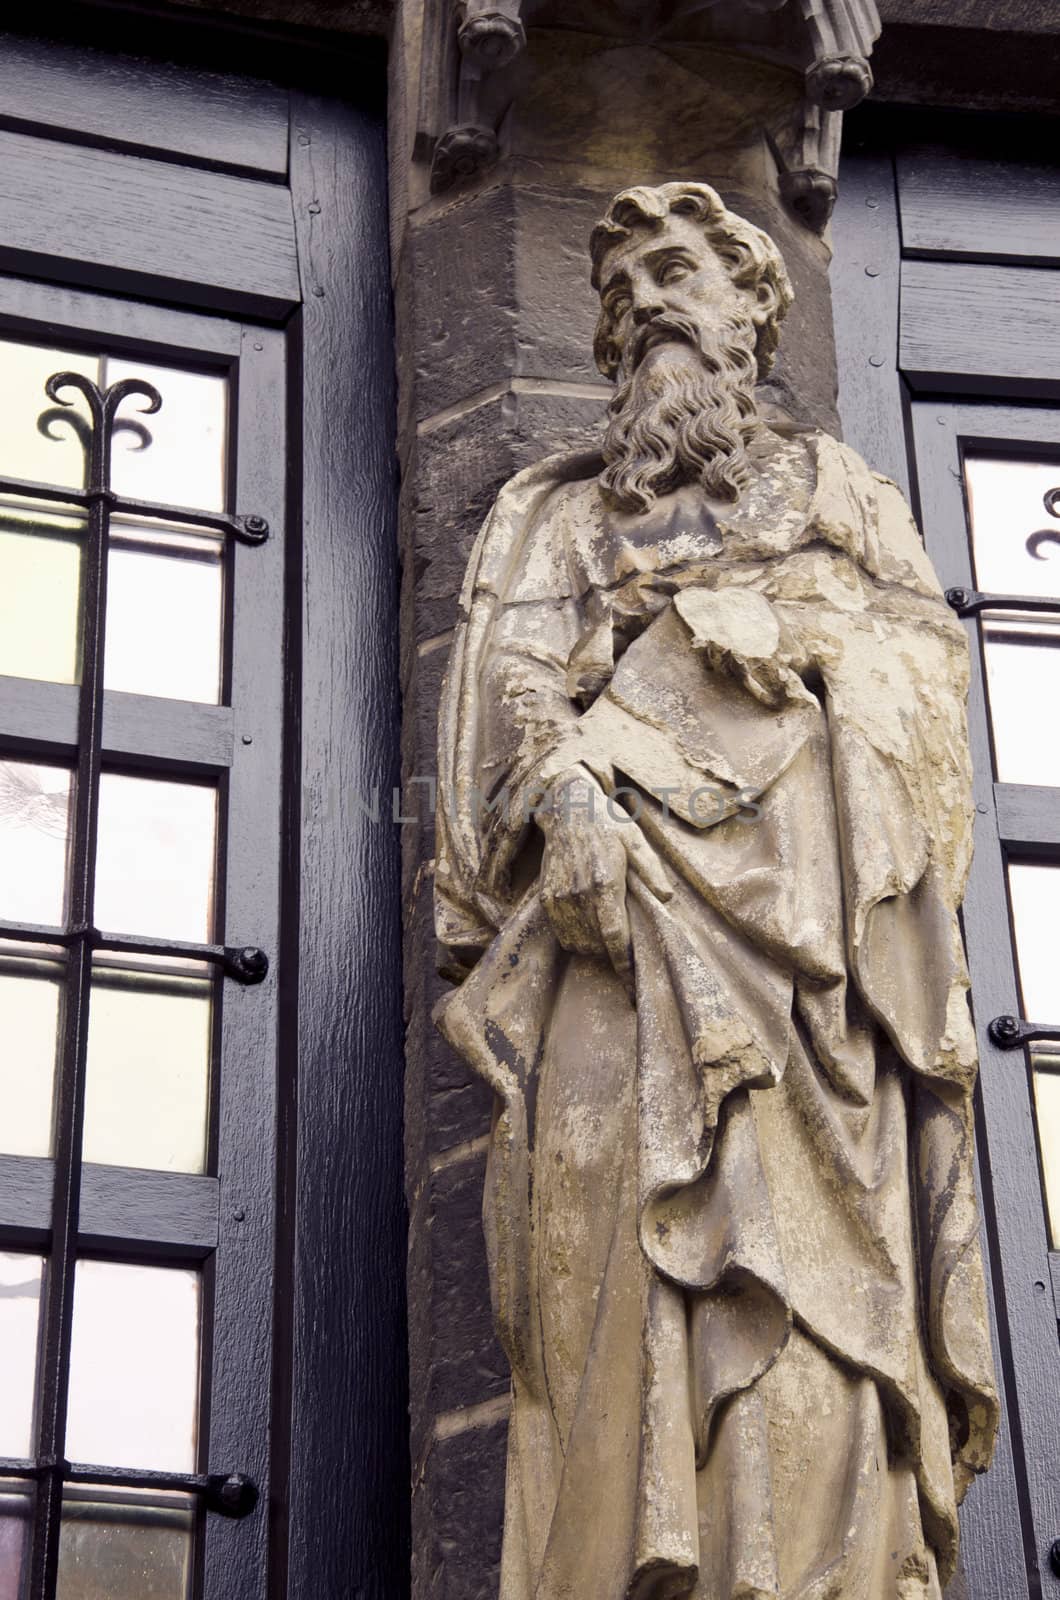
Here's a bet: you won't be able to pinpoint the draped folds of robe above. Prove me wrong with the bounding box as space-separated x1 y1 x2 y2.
433 428 999 1600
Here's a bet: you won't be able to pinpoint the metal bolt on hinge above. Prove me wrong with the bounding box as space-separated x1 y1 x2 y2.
1049 1537 1060 1578
207 1473 258 1518
989 1014 1023 1047
988 1015 1060 1050
225 946 270 984
239 514 269 544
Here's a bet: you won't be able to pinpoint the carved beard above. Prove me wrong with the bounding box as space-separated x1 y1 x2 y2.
600 309 761 514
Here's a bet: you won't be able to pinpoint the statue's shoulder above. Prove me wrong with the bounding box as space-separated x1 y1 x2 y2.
462 447 603 605
805 428 945 600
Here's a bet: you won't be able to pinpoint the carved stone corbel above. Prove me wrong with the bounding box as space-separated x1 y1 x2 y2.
767 0 878 229
430 0 526 193
769 98 843 232
422 0 880 225
799 0 879 110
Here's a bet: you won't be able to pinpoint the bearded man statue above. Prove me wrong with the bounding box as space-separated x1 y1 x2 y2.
433 182 999 1600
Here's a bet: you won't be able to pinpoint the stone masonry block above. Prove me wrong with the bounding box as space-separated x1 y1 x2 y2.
406 386 609 648
406 1148 510 1436
413 1416 508 1600
403 183 519 426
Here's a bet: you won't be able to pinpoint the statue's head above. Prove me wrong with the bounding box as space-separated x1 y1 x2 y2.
589 183 794 513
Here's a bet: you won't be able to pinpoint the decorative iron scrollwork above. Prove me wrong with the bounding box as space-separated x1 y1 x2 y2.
0 368 272 986
1026 484 1060 561
948 484 1060 616
0 371 270 546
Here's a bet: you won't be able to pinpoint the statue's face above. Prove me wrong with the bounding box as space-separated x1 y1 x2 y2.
597 213 754 376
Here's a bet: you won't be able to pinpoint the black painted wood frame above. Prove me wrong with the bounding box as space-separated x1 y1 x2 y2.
278 89 408 1600
835 124 1060 1598
0 18 407 1600
913 401 1060 1599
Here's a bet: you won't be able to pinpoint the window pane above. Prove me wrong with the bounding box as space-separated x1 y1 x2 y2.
1008 861 1059 1023
84 964 212 1174
0 950 64 1158
0 502 84 686
94 775 216 944
0 761 73 927
104 358 226 514
66 1262 200 1473
0 341 99 491
965 453 1060 600
0 1480 34 1600
57 1487 193 1600
1032 1062 1060 1248
0 1253 43 1457
983 619 1060 787
105 523 223 705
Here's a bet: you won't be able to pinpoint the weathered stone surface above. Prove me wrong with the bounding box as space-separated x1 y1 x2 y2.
403 184 519 425
404 871 496 1153
390 6 995 1594
412 1416 508 1600
406 1149 510 1425
403 386 609 648
871 22 1060 113
506 33 801 173
432 180 997 1598
879 0 1060 29
405 175 837 435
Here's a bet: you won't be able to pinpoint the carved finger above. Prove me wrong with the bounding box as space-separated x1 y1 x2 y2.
543 881 603 956
591 882 635 999
624 831 673 903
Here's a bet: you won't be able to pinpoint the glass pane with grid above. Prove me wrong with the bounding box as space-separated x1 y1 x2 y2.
964 452 1060 789
962 446 1060 1254
0 335 239 1600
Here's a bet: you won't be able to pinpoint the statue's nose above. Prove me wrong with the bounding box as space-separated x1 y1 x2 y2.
632 301 663 326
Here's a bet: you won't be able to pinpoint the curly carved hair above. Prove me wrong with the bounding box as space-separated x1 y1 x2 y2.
589 182 794 382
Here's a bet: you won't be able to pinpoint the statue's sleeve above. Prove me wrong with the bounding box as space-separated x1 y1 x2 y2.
435 461 591 971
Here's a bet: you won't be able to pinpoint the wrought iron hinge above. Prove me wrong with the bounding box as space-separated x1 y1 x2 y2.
0 1458 258 1519
988 1015 1060 1050
0 923 269 986
947 483 1060 618
945 587 1060 619
62 1463 258 1519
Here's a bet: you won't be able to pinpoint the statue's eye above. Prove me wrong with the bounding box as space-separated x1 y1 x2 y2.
658 260 690 286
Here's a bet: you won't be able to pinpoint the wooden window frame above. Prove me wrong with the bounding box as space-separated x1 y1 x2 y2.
0 268 286 1600
835 117 1060 1597
0 17 408 1600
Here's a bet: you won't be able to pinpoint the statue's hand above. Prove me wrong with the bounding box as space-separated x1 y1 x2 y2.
536 767 672 995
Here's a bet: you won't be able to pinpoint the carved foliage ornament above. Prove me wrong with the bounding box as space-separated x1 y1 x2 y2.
427 0 880 229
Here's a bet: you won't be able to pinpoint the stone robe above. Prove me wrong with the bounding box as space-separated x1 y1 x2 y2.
433 427 998 1600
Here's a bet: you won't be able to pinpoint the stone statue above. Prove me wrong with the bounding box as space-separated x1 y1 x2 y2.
433 181 998 1599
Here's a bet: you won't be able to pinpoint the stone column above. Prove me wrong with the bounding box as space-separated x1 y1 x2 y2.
390 14 842 1596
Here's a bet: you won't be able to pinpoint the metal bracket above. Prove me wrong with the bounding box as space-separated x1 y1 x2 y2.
988 1015 1060 1050
0 922 269 986
0 1458 258 1520
945 587 1060 619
